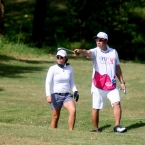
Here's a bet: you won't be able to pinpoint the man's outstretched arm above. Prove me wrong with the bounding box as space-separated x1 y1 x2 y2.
73 49 92 58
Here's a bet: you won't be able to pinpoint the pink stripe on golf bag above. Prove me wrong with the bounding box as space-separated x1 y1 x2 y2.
93 71 116 90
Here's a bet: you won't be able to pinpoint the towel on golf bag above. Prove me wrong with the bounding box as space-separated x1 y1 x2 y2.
93 71 116 90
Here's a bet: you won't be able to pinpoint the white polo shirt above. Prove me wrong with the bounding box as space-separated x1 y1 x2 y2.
45 64 77 96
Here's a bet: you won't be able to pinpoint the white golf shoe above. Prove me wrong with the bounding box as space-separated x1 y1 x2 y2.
114 125 127 133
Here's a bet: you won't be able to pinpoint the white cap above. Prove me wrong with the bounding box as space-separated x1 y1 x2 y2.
56 49 67 57
93 32 108 40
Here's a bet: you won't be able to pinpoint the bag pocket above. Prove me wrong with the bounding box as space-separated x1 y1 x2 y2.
93 71 116 90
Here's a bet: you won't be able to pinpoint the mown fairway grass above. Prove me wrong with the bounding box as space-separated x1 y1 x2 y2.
0 44 145 145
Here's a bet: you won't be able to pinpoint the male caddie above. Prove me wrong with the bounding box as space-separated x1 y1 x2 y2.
73 32 127 133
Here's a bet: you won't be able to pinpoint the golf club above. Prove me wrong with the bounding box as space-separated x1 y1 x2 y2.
119 88 126 94
57 47 74 53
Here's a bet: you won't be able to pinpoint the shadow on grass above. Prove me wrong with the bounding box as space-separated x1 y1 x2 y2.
0 54 16 61
0 54 55 78
126 121 145 130
0 64 43 78
0 88 4 91
100 124 112 131
18 59 49 64
0 54 54 63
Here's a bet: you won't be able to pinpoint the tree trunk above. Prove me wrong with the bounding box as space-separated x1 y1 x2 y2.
32 0 47 48
0 0 4 35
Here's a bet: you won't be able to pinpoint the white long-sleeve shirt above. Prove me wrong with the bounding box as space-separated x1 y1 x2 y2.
45 64 77 96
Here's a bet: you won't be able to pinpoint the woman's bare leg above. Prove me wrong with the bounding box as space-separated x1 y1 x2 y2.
64 101 76 130
50 109 61 128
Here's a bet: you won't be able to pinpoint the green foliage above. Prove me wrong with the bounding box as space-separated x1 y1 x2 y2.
3 0 145 60
0 36 46 58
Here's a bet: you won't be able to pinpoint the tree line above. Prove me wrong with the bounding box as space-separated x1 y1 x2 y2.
2 0 145 61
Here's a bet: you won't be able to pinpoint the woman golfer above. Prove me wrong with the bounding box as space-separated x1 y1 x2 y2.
45 49 79 130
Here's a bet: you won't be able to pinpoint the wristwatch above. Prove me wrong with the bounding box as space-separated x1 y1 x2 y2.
121 82 125 84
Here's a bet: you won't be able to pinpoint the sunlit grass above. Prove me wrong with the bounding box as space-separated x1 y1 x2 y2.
0 41 145 145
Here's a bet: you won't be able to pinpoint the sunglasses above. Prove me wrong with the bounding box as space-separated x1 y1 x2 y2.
56 55 64 59
95 39 105 42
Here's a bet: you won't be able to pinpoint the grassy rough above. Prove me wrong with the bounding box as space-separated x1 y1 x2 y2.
0 42 145 145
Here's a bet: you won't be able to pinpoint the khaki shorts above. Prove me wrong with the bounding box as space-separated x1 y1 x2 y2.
92 88 120 109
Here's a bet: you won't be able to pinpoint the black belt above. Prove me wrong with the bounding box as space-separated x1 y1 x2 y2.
54 93 68 96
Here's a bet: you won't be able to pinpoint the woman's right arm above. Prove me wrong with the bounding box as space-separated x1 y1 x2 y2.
45 66 54 103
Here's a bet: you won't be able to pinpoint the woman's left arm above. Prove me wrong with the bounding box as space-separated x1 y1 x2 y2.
70 67 77 92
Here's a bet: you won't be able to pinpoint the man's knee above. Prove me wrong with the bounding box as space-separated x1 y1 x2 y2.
113 101 121 106
113 102 122 111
